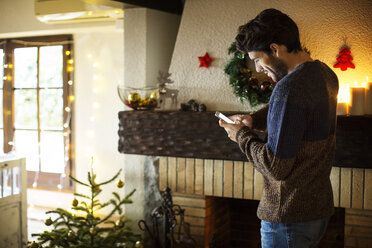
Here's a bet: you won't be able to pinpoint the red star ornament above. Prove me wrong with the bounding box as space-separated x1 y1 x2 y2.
198 52 214 68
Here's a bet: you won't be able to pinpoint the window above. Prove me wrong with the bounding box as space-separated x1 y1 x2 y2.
1 35 74 189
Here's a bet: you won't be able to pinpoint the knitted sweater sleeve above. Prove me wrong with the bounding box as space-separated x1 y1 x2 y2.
236 84 308 180
251 104 268 131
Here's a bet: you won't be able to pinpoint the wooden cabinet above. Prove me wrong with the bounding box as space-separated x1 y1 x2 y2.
0 156 27 248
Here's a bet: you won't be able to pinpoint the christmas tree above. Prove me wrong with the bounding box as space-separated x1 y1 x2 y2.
28 158 141 248
333 47 355 71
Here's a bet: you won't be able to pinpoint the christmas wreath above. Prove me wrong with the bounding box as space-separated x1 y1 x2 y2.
224 42 274 107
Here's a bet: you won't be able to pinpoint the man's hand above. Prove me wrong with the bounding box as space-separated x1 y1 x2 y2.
229 114 253 128
219 114 253 142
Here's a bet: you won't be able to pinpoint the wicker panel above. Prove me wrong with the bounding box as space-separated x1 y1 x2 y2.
335 115 372 169
118 111 250 161
118 111 372 168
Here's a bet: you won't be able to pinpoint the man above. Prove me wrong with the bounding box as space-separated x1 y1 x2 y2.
219 9 338 248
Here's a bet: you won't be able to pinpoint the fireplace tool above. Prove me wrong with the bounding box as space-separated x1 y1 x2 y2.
138 187 197 248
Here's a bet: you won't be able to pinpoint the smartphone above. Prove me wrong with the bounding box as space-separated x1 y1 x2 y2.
215 111 235 124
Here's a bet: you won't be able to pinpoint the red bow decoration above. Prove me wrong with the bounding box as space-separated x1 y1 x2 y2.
333 47 355 71
198 52 214 68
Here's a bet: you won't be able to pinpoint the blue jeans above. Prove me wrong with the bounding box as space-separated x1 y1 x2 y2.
260 218 329 248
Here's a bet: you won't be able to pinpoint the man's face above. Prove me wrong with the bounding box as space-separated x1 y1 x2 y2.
248 51 288 82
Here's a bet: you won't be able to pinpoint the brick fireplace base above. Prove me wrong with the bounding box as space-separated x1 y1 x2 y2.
173 193 350 248
160 157 372 247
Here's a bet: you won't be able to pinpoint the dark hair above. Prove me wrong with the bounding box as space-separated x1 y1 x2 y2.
235 8 302 54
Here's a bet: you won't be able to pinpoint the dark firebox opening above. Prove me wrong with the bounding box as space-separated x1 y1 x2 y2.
207 197 345 248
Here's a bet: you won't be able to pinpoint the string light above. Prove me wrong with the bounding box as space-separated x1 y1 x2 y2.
86 147 92 158
88 130 95 137
61 44 74 189
82 51 103 169
87 52 101 164
32 171 39 188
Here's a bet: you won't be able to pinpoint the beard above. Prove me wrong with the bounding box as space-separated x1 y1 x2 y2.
268 55 288 82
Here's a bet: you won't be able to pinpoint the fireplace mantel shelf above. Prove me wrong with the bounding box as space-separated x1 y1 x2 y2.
118 111 372 169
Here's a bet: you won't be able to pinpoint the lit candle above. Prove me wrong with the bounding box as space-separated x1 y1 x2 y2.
349 82 365 115
337 102 348 115
365 76 372 115
337 86 350 116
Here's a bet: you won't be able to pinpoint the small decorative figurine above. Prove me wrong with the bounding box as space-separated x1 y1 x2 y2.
157 71 179 109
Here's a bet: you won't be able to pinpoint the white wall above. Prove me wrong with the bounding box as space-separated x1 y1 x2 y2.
123 8 180 87
74 31 125 212
122 8 180 228
170 0 372 111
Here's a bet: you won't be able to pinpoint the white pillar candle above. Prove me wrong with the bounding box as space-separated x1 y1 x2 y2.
349 87 365 115
365 82 372 115
337 102 348 115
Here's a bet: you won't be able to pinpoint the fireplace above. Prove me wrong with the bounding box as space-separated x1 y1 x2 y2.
118 110 372 247
162 158 362 248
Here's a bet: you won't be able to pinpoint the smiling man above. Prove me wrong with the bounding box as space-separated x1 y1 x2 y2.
219 9 339 248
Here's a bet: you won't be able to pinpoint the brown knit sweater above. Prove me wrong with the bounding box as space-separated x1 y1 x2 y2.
236 60 338 223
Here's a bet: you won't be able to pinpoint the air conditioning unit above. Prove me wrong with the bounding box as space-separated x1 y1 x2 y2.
35 0 131 24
